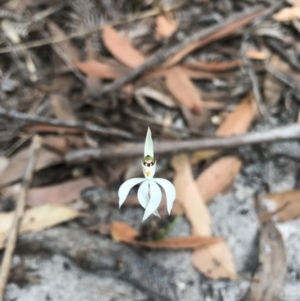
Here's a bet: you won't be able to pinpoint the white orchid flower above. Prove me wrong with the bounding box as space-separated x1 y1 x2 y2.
118 128 176 221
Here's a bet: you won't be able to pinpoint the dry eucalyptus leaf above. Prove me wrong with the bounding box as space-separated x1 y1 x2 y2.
192 94 257 163
0 204 79 249
42 135 85 153
196 156 242 204
166 67 203 113
171 154 211 236
111 222 221 249
243 221 286 301
192 94 255 178
171 156 237 280
74 59 129 79
102 26 146 68
192 241 238 280
50 94 75 121
216 94 257 136
0 147 62 186
155 15 177 38
110 221 138 242
287 0 300 6
246 48 270 60
26 177 95 207
273 7 300 22
135 86 175 108
261 190 300 222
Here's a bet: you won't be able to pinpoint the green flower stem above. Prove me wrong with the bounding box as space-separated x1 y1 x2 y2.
154 214 182 241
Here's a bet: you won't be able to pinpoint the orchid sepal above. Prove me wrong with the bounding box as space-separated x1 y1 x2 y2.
118 178 144 208
144 127 154 157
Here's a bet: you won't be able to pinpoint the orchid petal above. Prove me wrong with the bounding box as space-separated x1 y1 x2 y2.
144 127 154 157
142 181 162 222
154 178 176 215
118 178 144 208
154 210 161 218
137 180 149 208
137 181 160 217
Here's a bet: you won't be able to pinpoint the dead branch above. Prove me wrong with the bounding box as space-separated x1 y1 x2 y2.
266 66 300 93
96 6 267 96
0 107 135 140
241 39 266 117
65 123 300 162
265 37 300 71
0 135 41 301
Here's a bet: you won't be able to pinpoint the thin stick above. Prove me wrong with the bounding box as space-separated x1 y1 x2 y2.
266 66 300 93
65 123 300 162
0 107 135 140
265 37 300 71
241 39 266 117
0 135 41 301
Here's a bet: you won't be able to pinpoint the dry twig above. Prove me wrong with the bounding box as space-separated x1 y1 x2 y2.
266 66 300 93
0 107 135 140
241 39 266 117
265 38 300 71
66 123 300 162
0 135 41 301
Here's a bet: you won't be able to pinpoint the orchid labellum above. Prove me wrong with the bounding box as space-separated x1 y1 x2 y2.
118 128 176 221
